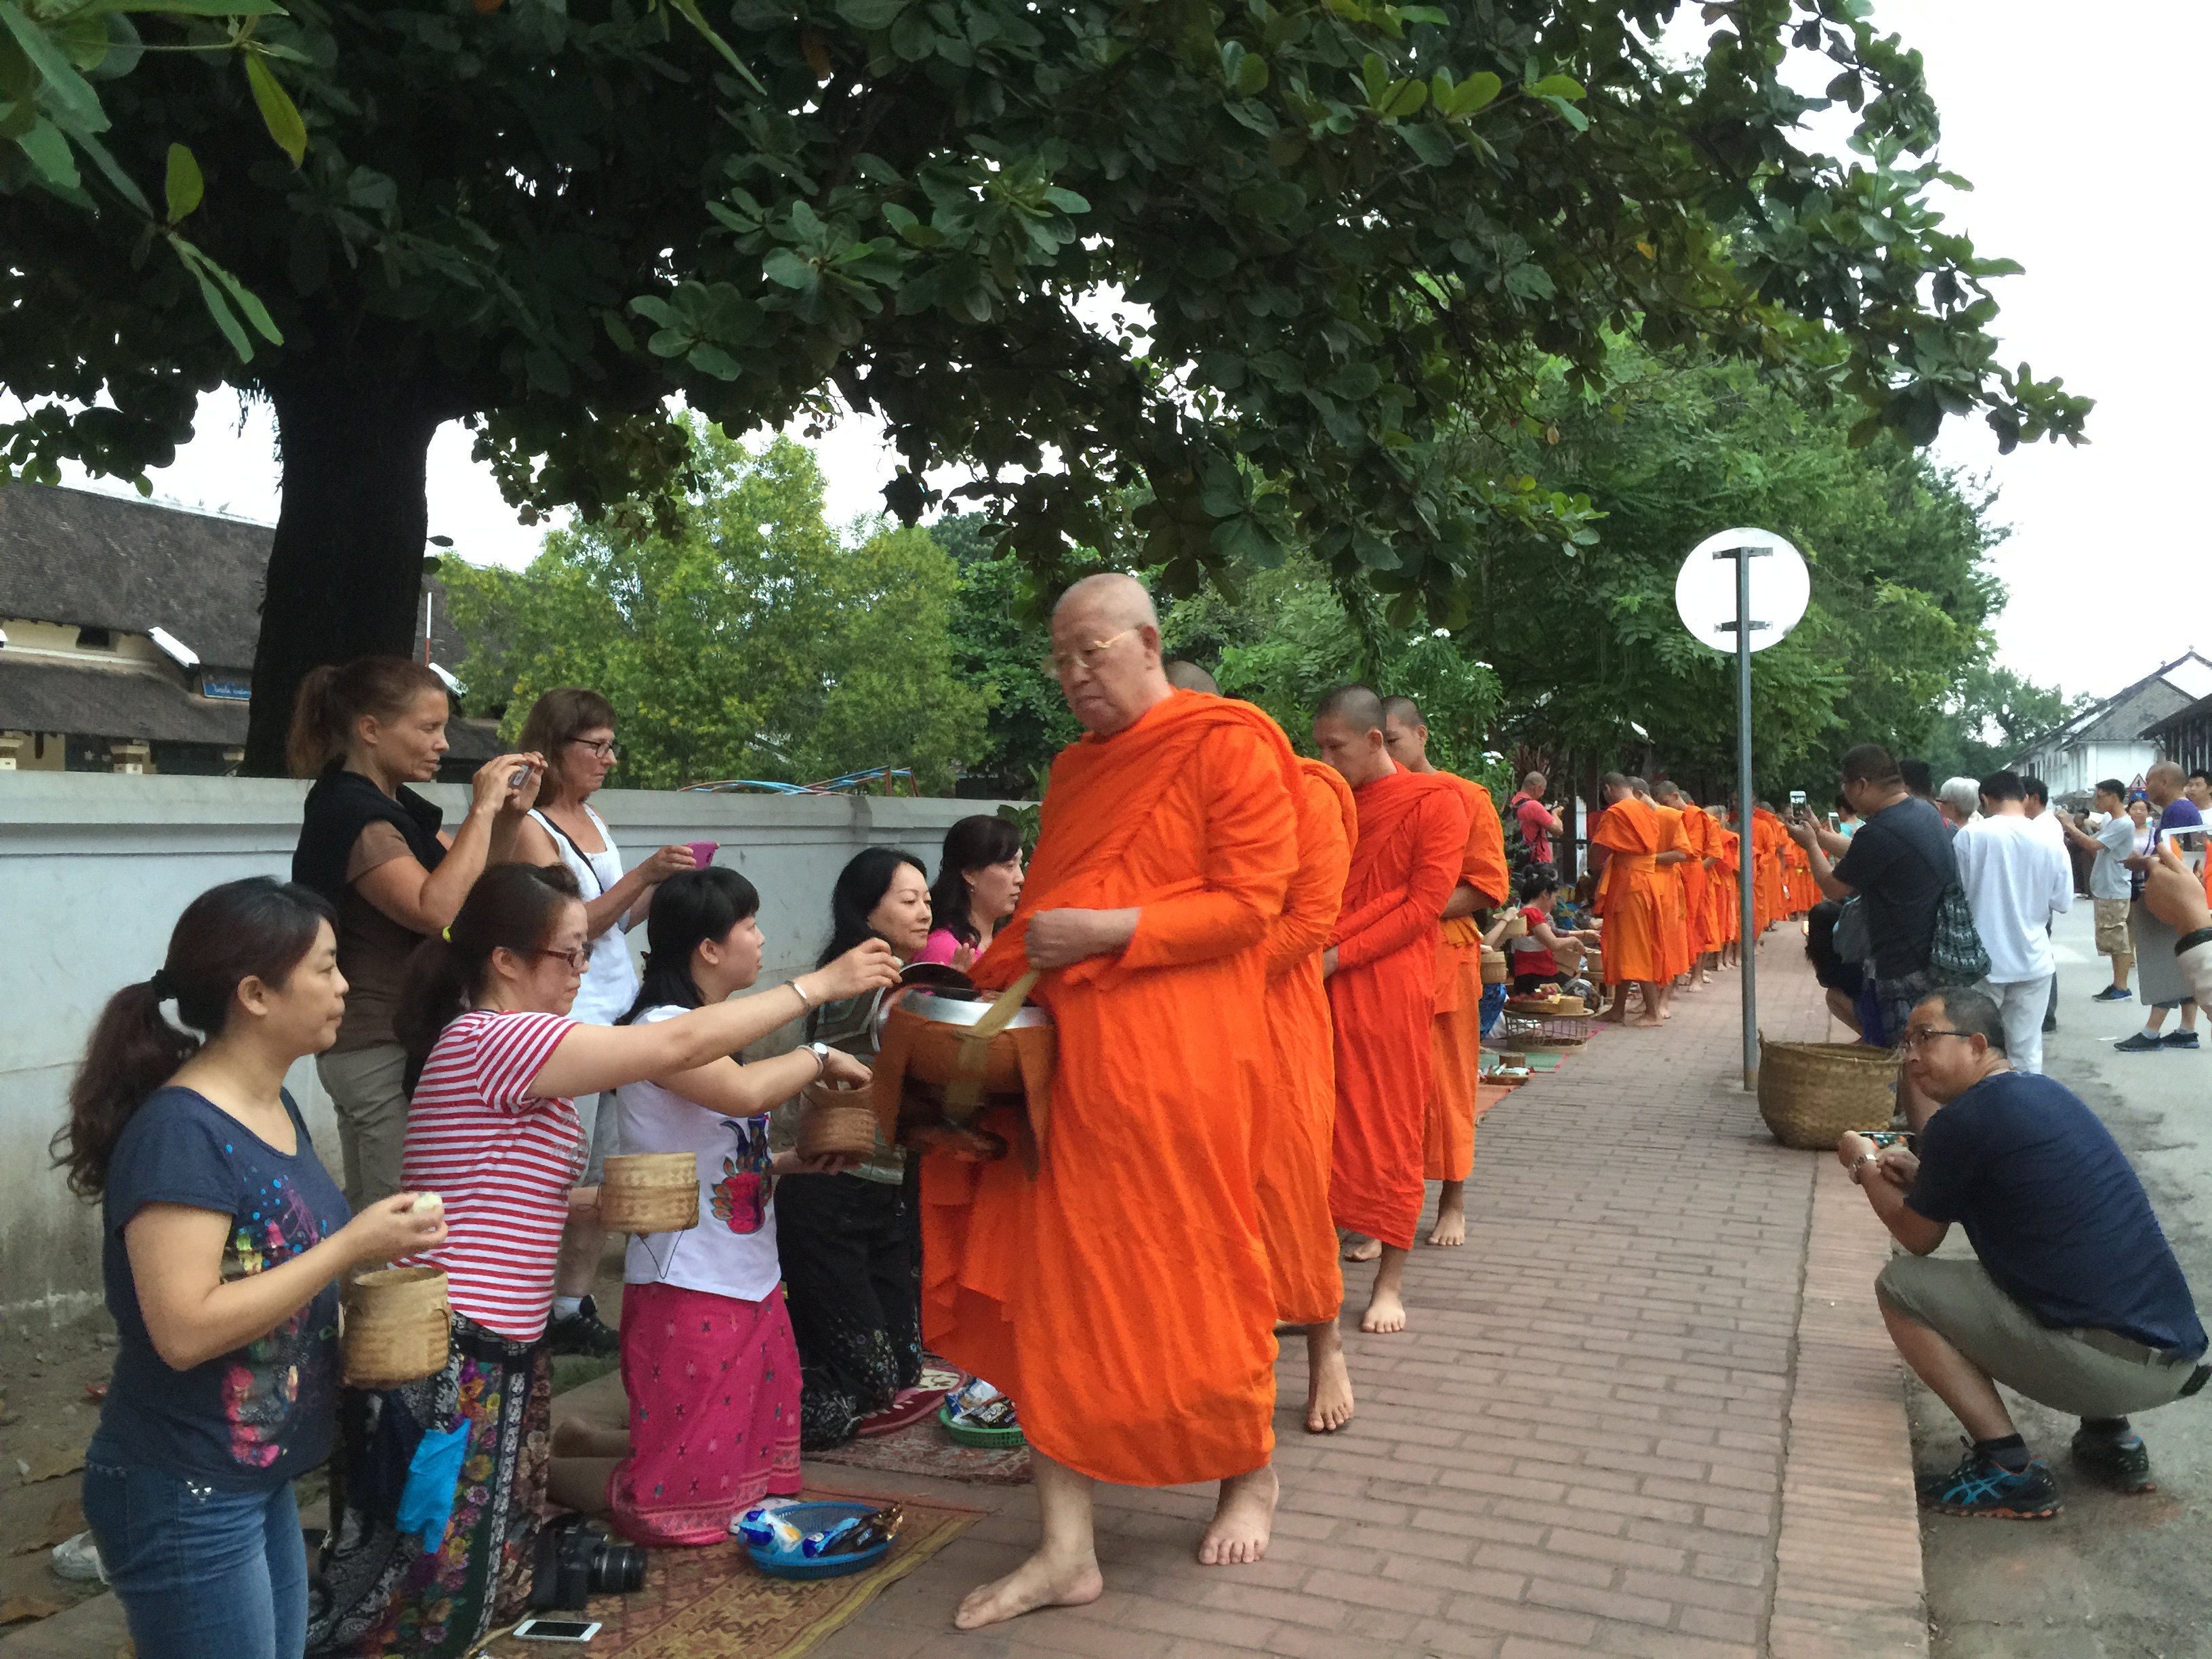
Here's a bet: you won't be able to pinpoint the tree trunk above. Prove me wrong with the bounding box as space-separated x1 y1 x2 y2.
242 375 447 775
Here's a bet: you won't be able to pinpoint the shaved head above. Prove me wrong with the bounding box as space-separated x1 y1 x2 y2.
1521 771 1547 795
1601 771 1634 805
1380 695 1423 727
1315 684 1385 733
1049 571 1168 736
1162 659 1218 695
1380 693 1435 774
1627 775 1650 796
1654 780 1683 803
1053 571 1158 630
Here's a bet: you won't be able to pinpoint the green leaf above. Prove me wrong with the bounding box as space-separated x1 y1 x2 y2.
1382 78 1427 119
244 54 306 165
688 342 741 379
50 10 110 71
1525 73 1585 101
834 0 906 25
665 0 768 98
1325 360 1382 399
86 0 284 15
1233 52 1268 96
762 247 813 288
16 116 80 190
69 124 147 211
205 253 282 344
1043 186 1089 214
164 141 201 222
1450 70 1502 114
173 241 255 359
1360 52 1386 104
0 3 104 129
1397 119 1454 167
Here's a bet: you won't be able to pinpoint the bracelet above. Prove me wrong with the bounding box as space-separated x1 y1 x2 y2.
789 977 813 1011
1849 1151 1879 1186
2176 927 2212 958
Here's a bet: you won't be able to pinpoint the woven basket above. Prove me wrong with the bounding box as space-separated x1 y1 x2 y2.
342 1266 449 1389
1757 1038 1900 1149
600 1151 699 1233
1481 949 1509 986
797 1078 880 1161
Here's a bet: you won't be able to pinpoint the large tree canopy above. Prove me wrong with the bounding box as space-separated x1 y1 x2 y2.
0 0 2089 771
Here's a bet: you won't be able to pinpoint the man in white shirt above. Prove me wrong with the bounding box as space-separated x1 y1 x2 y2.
2021 777 2070 1036
1952 771 2074 1074
2058 779 2139 1002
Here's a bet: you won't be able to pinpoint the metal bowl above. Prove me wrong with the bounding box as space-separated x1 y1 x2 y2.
895 987 1052 1029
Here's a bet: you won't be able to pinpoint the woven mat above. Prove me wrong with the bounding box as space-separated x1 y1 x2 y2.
480 1490 977 1659
808 1412 1032 1486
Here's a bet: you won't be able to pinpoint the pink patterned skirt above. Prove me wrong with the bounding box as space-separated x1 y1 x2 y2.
607 1282 803 1546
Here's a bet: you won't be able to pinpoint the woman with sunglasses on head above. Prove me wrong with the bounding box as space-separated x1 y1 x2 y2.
915 815 1025 971
511 688 699 1357
310 865 898 1659
56 878 447 1659
289 656 546 1215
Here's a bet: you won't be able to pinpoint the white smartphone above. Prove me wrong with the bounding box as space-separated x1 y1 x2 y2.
513 1618 600 1643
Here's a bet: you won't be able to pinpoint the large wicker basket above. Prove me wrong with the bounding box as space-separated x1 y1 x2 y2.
1757 1038 1900 1149
342 1266 449 1389
600 1151 700 1233
797 1078 880 1161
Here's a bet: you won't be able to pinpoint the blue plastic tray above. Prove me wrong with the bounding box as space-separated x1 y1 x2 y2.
744 1501 893 1580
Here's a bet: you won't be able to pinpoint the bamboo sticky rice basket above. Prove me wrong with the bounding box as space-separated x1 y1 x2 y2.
797 1077 880 1161
342 1266 449 1389
1756 1037 1900 1149
599 1151 699 1233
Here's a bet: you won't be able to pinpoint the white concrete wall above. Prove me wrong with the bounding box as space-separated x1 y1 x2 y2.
0 775 1004 1325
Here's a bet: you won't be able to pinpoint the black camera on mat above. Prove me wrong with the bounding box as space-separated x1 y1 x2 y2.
529 1514 646 1610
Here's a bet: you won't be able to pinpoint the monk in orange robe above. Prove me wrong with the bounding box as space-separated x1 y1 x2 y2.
928 576 1298 1626
1749 802 1786 935
1315 685 1469 1335
1166 661 1357 1435
1592 773 1687 1026
1710 807 1744 966
1381 695 1507 1250
1639 778 1694 994
1657 781 1712 987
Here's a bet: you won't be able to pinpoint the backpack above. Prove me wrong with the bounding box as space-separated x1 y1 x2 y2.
1927 879 1992 987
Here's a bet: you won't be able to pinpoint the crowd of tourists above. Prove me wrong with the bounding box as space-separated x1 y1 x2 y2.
46 586 2212 1653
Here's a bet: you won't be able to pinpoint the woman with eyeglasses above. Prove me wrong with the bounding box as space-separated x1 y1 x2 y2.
311 863 899 1658
512 688 699 1355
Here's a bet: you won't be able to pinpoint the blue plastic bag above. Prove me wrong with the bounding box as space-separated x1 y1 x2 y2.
394 1420 472 1545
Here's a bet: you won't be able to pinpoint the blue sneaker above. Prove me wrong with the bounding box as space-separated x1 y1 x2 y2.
1917 1445 2061 1519
2162 1030 2200 1050
2090 986 2133 1002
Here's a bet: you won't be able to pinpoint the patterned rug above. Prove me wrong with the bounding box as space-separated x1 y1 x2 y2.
479 1490 978 1659
808 1412 1032 1486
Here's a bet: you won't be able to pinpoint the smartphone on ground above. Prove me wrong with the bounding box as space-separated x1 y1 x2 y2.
513 1618 601 1643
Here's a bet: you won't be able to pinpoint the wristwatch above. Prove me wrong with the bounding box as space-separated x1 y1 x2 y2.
806 1040 832 1079
1849 1151 1879 1186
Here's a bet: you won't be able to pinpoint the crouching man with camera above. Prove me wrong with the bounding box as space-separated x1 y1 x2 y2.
1840 986 2209 1518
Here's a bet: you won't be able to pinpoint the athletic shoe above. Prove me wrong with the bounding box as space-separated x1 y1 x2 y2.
546 1294 620 1357
2161 1031 2200 1050
2043 1016 2058 1033
2115 1032 2166 1053
2070 1427 2155 1493
1917 1445 2062 1519
2090 987 2133 1002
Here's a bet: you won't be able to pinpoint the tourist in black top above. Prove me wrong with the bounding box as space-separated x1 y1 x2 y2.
1839 987 2207 1519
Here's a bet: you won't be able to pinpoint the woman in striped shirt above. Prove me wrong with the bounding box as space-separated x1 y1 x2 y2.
309 864 899 1659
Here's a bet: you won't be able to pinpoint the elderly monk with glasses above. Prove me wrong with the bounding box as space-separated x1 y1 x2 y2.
1838 988 2208 1519
924 573 1305 1625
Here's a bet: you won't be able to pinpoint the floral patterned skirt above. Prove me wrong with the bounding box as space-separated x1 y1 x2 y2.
308 1315 550 1658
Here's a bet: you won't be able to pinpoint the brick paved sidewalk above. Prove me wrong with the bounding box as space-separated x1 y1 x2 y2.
819 935 1927 1659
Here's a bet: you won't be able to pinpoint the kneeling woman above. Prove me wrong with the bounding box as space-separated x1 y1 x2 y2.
58 879 444 1659
311 864 898 1658
547 867 869 1543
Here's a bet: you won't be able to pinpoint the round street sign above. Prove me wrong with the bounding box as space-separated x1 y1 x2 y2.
1674 528 1810 655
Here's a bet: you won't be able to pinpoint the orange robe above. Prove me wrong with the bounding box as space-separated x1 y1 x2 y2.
1751 811 1786 933
1677 804 1713 958
1711 819 1743 945
1652 804 1693 981
1424 773 1500 1185
1327 767 1470 1250
1593 797 1668 983
1258 758 1356 1326
923 691 1297 1486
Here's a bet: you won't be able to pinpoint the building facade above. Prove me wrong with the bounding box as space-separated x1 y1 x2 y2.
2008 651 2212 801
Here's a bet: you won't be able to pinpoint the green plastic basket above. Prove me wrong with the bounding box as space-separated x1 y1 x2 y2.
937 1401 1025 1450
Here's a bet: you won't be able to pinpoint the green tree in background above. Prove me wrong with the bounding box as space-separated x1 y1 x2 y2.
443 426 988 792
1918 663 2093 785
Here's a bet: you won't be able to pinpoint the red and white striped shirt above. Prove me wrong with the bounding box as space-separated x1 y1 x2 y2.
402 1009 581 1341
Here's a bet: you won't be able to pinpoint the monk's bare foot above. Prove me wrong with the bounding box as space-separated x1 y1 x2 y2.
1361 1286 1406 1333
1427 1202 1466 1248
1305 1346 1355 1433
1198 1466 1278 1565
1625 1013 1664 1029
954 1549 1104 1630
1341 1233 1380 1263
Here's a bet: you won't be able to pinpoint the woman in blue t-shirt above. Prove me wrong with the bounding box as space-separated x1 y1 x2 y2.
52 877 447 1659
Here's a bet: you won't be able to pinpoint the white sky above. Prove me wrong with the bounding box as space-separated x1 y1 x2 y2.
38 0 2192 705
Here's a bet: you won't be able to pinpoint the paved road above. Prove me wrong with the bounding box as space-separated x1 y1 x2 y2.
1914 903 2212 1659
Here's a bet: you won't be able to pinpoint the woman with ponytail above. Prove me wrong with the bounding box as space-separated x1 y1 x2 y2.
539 867 870 1544
287 655 546 1214
55 878 448 1659
312 865 899 1658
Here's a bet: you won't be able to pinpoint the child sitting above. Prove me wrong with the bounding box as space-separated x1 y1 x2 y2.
1507 872 1602 999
